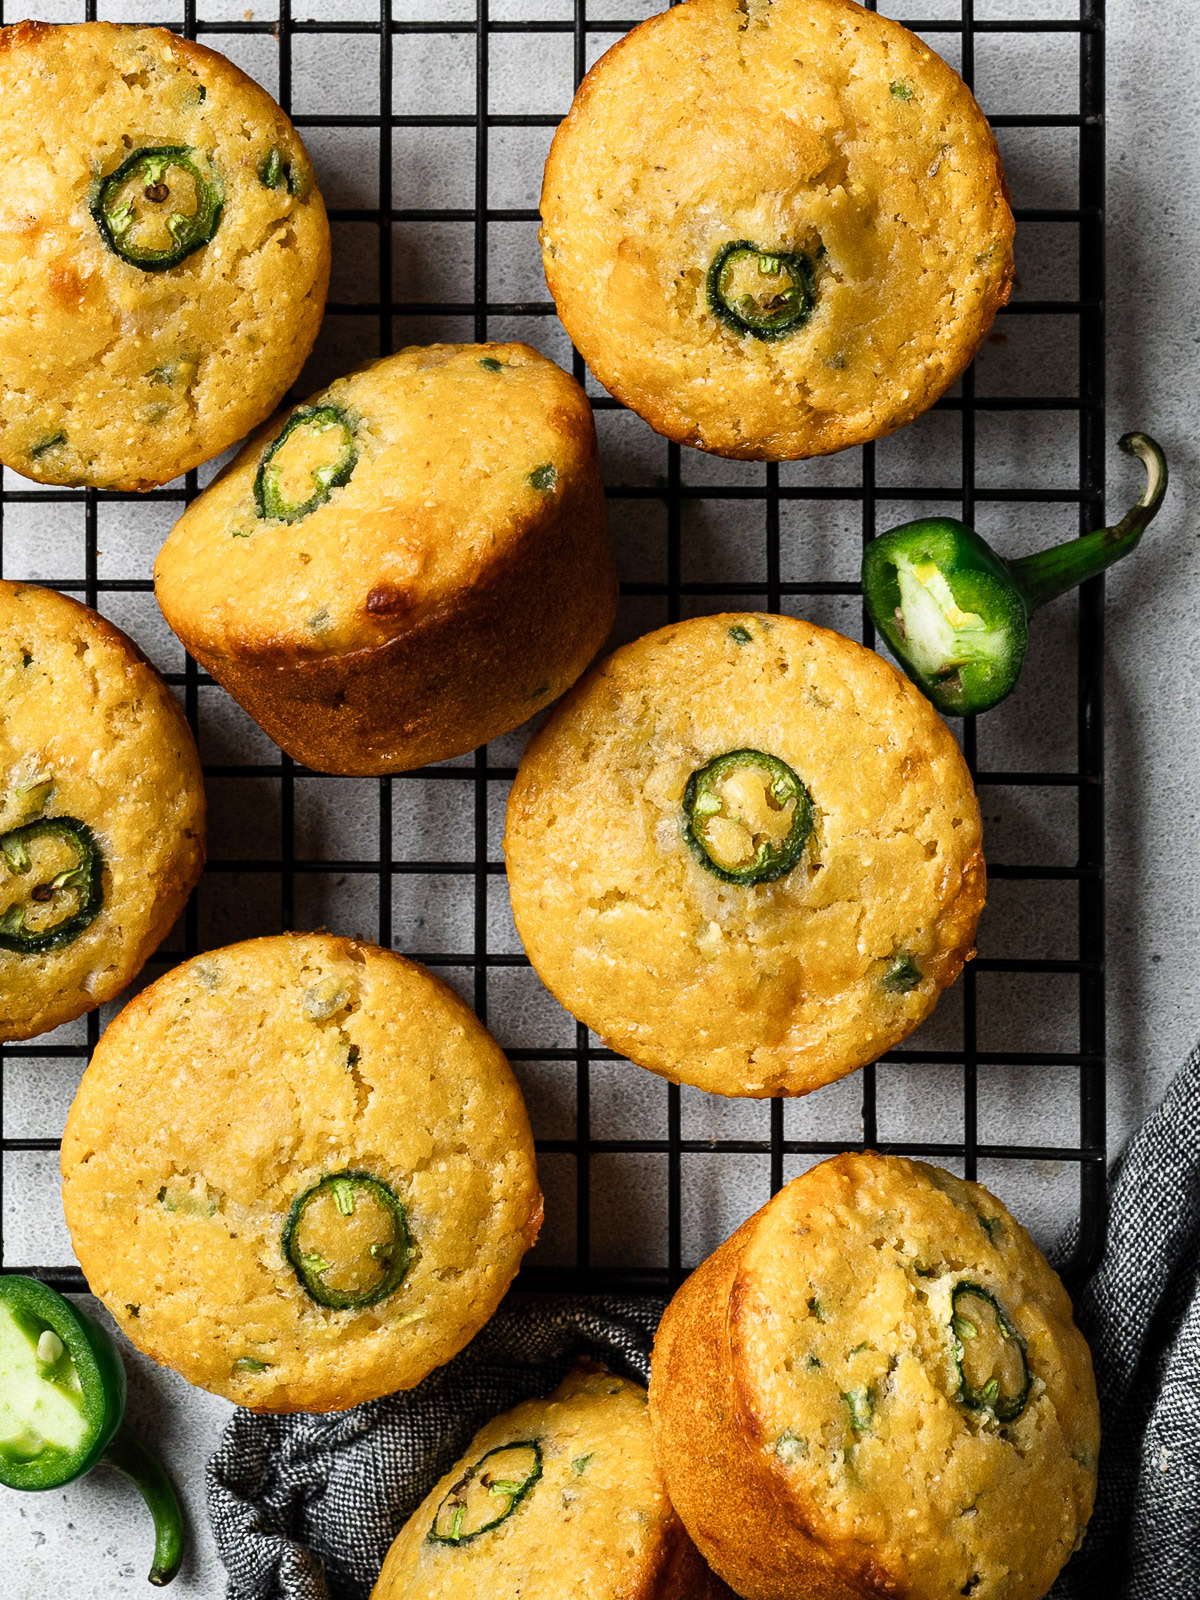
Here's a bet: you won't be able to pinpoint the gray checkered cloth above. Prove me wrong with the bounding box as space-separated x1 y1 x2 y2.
208 1047 1200 1600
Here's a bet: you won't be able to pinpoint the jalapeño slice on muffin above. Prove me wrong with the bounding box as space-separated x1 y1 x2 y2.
0 817 103 954
283 1171 412 1310
706 242 816 340
254 405 359 523
683 750 813 885
429 1441 543 1545
951 1281 1032 1423
92 145 223 272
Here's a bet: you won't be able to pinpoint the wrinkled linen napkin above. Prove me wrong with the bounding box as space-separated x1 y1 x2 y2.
209 1046 1200 1600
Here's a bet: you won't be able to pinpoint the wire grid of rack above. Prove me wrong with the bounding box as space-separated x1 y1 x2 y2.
0 0 1106 1299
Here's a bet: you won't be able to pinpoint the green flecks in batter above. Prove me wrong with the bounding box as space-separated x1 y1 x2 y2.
890 80 914 101
842 1387 874 1436
976 1210 1004 1247
29 432 66 460
807 1295 826 1322
150 354 200 390
806 1354 821 1370
527 463 557 494
230 529 252 540
773 1430 808 1464
257 147 300 195
882 952 922 993
307 609 333 635
346 1044 361 1070
572 1454 593 1475
728 624 753 645
479 357 505 373
233 1357 269 1374
12 775 54 819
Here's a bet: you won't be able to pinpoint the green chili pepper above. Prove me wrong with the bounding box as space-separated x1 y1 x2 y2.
428 1441 543 1545
254 405 359 523
92 146 222 272
862 432 1168 716
281 1171 412 1310
683 749 814 886
0 1275 183 1585
0 817 103 955
951 1281 1031 1423
706 240 816 340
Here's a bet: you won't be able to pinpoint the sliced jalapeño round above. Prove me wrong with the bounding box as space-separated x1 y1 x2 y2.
683 749 814 886
428 1440 543 1545
951 1281 1032 1423
92 146 222 272
282 1171 411 1310
254 405 359 523
0 818 103 955
706 241 816 340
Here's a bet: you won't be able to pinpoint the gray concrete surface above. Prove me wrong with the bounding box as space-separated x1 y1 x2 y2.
3 1 1196 1594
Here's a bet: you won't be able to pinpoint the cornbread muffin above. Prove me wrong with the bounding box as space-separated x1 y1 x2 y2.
540 0 1014 460
505 614 984 1098
0 581 204 1043
372 1364 733 1600
649 1154 1099 1600
0 20 330 489
61 934 543 1412
155 342 616 774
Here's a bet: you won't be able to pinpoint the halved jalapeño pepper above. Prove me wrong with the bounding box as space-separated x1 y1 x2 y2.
707 241 815 340
684 749 814 886
254 405 359 523
429 1440 543 1545
951 1281 1031 1423
282 1171 411 1310
0 1275 184 1585
92 146 222 272
862 432 1169 715
0 817 103 955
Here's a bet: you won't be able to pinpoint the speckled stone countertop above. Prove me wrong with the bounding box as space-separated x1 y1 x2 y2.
3 2 1197 1595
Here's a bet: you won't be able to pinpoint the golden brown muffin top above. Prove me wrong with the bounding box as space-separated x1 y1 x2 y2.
541 0 1013 459
155 342 597 660
505 613 984 1097
0 20 329 489
730 1154 1098 1599
372 1366 715 1600
0 580 204 1041
61 934 542 1411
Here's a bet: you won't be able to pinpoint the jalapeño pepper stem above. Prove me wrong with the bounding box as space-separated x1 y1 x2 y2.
861 430 1169 716
101 1425 185 1586
1007 432 1168 613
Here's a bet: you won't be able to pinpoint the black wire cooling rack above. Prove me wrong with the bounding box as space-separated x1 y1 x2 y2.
0 0 1107 1300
